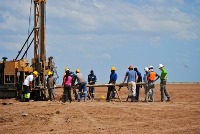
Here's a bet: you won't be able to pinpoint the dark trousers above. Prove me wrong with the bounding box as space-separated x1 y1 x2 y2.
106 86 115 101
89 87 95 99
64 85 72 103
23 85 30 102
135 85 140 100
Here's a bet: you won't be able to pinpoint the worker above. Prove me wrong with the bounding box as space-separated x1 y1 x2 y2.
134 67 142 101
62 68 73 103
62 67 70 83
88 70 97 100
123 65 137 102
74 69 87 102
143 67 149 102
106 67 117 101
69 71 78 100
146 65 160 102
62 67 78 100
61 67 70 101
22 71 38 102
46 71 55 101
159 64 171 102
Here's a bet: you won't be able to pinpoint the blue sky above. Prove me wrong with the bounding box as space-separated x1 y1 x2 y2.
0 0 200 84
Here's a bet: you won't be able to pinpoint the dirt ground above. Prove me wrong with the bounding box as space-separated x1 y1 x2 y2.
0 84 200 134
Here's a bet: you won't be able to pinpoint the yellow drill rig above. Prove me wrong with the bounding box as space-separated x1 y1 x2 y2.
0 0 58 100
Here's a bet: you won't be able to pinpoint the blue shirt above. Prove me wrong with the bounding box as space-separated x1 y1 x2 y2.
109 72 117 83
126 70 136 82
136 71 142 82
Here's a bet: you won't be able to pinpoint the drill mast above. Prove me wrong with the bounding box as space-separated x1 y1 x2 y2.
33 0 47 87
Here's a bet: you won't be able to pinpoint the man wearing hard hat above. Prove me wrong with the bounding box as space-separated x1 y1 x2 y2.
159 64 171 102
74 68 87 102
146 66 160 102
106 67 117 101
123 65 137 102
47 71 55 101
22 71 38 102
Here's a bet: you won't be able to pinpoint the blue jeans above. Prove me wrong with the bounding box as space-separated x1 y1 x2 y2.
48 88 55 101
78 82 87 101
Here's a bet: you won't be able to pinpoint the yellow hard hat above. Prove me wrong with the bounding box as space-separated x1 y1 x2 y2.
76 68 81 73
65 67 70 71
33 71 38 76
47 71 52 76
111 66 116 71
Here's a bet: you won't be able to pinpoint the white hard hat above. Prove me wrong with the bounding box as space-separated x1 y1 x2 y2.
144 67 149 72
149 65 153 69
159 64 164 68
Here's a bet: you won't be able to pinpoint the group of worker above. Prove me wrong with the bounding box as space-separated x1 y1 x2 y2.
22 63 170 103
21 70 56 102
60 63 170 103
61 68 96 103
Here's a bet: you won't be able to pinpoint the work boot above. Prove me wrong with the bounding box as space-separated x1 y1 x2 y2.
161 99 165 102
131 96 134 102
106 99 110 102
166 97 171 102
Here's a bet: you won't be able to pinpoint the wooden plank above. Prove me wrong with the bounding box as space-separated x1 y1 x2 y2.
86 82 145 87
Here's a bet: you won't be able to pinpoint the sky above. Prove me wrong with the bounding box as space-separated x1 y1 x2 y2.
0 0 200 84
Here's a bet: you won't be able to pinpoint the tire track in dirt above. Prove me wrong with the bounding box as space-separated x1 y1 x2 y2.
74 103 109 134
152 124 200 133
39 102 73 134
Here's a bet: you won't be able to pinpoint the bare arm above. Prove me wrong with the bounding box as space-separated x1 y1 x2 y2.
123 75 127 83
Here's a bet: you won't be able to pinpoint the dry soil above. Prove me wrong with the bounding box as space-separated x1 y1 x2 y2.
0 84 200 134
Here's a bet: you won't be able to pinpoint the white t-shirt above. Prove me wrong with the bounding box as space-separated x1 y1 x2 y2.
23 75 34 86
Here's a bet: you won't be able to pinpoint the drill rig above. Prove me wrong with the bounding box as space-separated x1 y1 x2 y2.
0 0 58 99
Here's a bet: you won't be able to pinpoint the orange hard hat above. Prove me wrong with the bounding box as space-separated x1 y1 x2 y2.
128 65 133 69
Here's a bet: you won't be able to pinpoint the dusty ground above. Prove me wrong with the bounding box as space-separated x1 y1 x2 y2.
0 84 200 134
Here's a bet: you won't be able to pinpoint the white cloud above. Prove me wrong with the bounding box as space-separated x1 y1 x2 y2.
176 31 198 40
150 36 160 46
100 53 111 60
93 0 105 9
45 0 199 41
1 0 200 83
0 11 26 32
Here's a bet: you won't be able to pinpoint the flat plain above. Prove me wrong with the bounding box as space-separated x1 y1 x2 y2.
0 84 200 134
